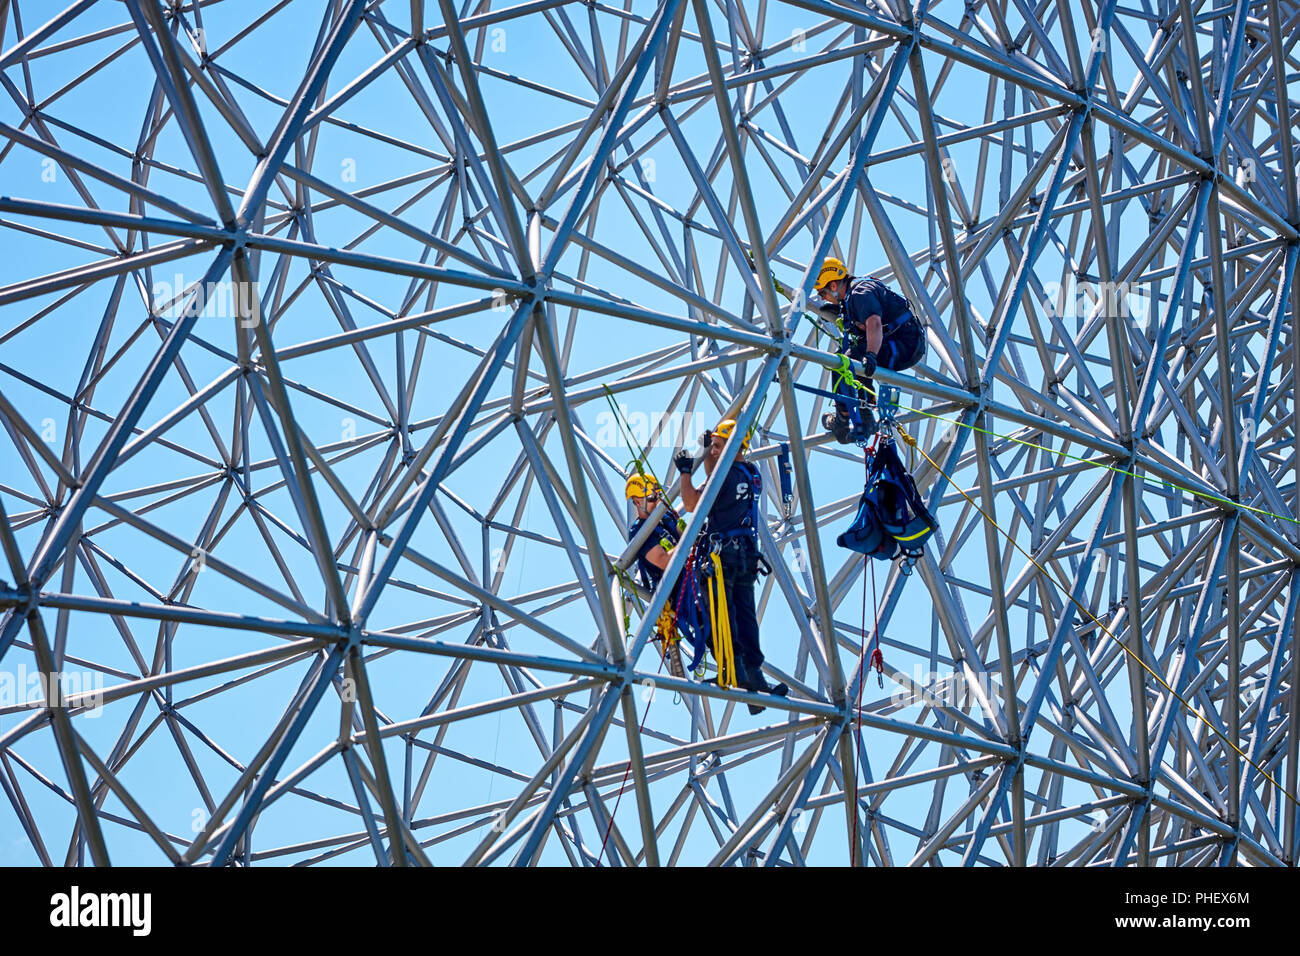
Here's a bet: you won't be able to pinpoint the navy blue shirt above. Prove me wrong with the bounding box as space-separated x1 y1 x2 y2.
630 512 680 589
841 276 912 357
704 461 762 536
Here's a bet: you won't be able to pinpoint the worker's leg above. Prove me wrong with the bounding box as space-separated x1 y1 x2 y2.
822 376 854 442
827 373 875 441
878 313 925 373
832 374 857 418
726 575 764 689
726 567 789 713
723 544 789 711
718 541 764 688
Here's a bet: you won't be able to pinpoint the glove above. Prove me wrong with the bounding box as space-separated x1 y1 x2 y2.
674 450 694 474
861 351 877 377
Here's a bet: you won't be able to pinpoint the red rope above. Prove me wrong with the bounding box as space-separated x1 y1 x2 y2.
851 442 886 866
862 444 886 688
850 450 870 865
851 555 867 865
596 651 666 866
869 557 885 685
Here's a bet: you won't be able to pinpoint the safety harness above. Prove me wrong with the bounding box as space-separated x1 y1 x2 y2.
707 460 762 541
677 460 769 688
837 437 938 573
629 509 696 679
674 545 711 676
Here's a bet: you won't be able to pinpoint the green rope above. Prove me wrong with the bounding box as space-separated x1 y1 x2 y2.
832 354 876 403
603 384 666 493
746 250 840 345
897 398 1299 528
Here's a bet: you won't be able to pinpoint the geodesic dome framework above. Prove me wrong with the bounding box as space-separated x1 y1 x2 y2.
0 0 1297 867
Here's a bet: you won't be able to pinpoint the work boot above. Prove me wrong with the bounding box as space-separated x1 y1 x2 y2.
738 663 790 714
734 661 763 713
746 681 790 715
821 411 853 445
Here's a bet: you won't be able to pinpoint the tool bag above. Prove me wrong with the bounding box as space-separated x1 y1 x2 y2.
837 440 937 563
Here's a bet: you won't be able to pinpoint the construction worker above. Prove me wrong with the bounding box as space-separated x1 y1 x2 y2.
626 473 706 678
814 257 926 443
625 473 679 590
675 420 788 713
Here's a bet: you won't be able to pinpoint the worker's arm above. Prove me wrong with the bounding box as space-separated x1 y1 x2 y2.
844 286 885 356
863 312 883 354
676 450 700 512
644 543 671 572
679 472 701 512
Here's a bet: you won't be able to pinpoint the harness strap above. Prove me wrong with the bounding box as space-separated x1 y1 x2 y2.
706 461 762 539
745 460 760 533
674 544 709 676
777 443 794 518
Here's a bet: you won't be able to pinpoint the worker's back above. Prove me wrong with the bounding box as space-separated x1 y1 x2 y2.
704 461 762 539
843 276 912 331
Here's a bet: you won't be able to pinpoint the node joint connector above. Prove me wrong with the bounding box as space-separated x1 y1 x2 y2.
344 623 363 653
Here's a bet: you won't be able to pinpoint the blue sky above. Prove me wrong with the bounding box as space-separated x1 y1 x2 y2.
1 0 1277 865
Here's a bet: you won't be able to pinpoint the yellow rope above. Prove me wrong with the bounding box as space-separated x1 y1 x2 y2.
655 604 678 645
707 551 737 688
894 424 1299 812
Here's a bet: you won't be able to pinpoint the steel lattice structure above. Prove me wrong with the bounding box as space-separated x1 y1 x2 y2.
0 0 1297 867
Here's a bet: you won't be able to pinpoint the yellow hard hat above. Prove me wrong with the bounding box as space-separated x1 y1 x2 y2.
815 256 848 292
625 473 661 500
713 419 750 451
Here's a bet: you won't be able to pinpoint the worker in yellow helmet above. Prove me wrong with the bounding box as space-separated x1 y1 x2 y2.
675 420 788 713
814 256 926 443
625 473 678 589
626 471 710 677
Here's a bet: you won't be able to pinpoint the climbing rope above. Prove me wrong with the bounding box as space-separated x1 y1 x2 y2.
850 444 889 866
595 650 668 867
707 549 738 689
796 357 1293 529
746 250 841 345
892 392 1298 529
893 423 1300 813
675 542 708 679
603 384 668 498
867 558 886 687
832 354 863 396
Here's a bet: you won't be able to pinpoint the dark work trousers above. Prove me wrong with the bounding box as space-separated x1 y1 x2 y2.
875 313 925 373
717 564 764 691
834 314 926 419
